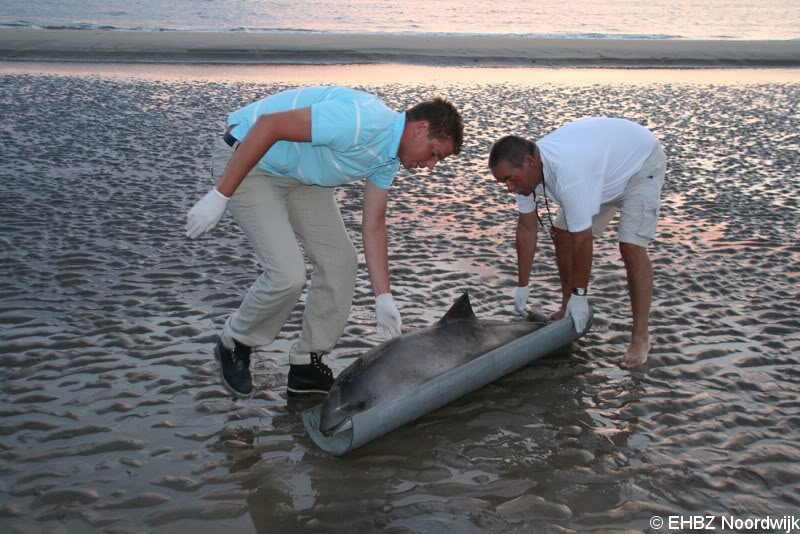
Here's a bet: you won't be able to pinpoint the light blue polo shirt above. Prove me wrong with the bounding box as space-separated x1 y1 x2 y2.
227 86 404 189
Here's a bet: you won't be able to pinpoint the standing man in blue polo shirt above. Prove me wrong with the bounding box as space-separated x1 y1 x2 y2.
185 86 464 397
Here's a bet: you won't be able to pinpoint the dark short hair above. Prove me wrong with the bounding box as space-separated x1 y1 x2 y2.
488 135 535 168
406 98 464 155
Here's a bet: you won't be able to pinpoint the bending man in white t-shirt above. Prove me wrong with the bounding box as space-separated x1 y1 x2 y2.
488 117 667 368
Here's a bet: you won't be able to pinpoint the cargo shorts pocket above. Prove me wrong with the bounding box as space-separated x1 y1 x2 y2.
636 198 661 240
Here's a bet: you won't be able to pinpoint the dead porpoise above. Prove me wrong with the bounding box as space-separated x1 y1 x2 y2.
319 292 547 436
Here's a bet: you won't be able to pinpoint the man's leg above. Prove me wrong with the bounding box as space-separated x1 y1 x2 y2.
211 139 307 348
617 143 666 368
619 242 652 368
212 144 307 395
284 185 358 395
224 174 307 348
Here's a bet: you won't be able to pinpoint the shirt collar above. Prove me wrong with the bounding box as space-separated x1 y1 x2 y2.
388 111 406 160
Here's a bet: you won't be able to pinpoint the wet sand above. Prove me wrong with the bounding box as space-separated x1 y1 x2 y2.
1 63 799 532
3 28 800 67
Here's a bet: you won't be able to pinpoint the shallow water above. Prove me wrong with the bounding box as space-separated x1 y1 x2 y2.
2 0 800 39
1 67 799 533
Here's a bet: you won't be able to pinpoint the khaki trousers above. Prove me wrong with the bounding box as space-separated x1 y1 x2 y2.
210 139 358 363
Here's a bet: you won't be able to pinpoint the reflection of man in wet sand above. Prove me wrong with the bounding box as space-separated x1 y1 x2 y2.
185 86 463 397
489 118 666 368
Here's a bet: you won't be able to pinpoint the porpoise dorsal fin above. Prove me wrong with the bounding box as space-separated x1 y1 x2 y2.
438 292 477 324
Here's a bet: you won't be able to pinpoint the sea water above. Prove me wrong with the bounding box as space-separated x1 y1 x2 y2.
1 0 799 40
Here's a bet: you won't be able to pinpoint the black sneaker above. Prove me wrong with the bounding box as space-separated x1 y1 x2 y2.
214 337 253 397
287 352 334 396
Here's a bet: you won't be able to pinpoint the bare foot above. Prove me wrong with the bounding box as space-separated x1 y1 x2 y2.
621 337 651 368
549 308 566 322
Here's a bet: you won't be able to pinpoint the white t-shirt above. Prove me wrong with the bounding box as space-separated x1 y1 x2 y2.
516 117 657 232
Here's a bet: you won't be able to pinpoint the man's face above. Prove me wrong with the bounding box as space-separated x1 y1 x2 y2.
491 156 536 196
398 122 455 171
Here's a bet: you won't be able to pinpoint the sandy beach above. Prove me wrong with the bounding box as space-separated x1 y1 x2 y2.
1 56 799 532
3 28 800 67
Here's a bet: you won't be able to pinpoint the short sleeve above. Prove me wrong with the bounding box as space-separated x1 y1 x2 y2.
515 193 536 214
367 164 399 190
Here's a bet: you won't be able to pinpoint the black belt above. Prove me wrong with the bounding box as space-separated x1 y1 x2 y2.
223 130 239 148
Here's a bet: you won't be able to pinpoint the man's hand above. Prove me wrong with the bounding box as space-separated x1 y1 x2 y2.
186 188 229 238
513 286 529 316
375 293 402 340
566 294 590 333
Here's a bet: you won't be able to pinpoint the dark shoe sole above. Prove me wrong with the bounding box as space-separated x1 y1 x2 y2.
214 344 252 398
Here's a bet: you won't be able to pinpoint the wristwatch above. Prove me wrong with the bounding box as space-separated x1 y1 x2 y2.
572 288 588 296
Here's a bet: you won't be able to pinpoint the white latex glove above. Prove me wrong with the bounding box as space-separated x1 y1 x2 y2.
375 293 402 340
185 188 230 238
566 294 591 333
513 286 529 317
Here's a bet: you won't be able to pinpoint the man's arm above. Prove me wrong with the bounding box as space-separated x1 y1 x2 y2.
186 107 312 238
563 226 593 333
516 211 539 287
362 181 391 296
216 108 312 196
363 181 403 339
511 211 539 316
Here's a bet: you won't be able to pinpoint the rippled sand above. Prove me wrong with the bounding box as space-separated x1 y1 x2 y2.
1 66 799 533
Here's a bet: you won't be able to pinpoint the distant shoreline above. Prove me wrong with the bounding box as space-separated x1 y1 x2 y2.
2 28 800 67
